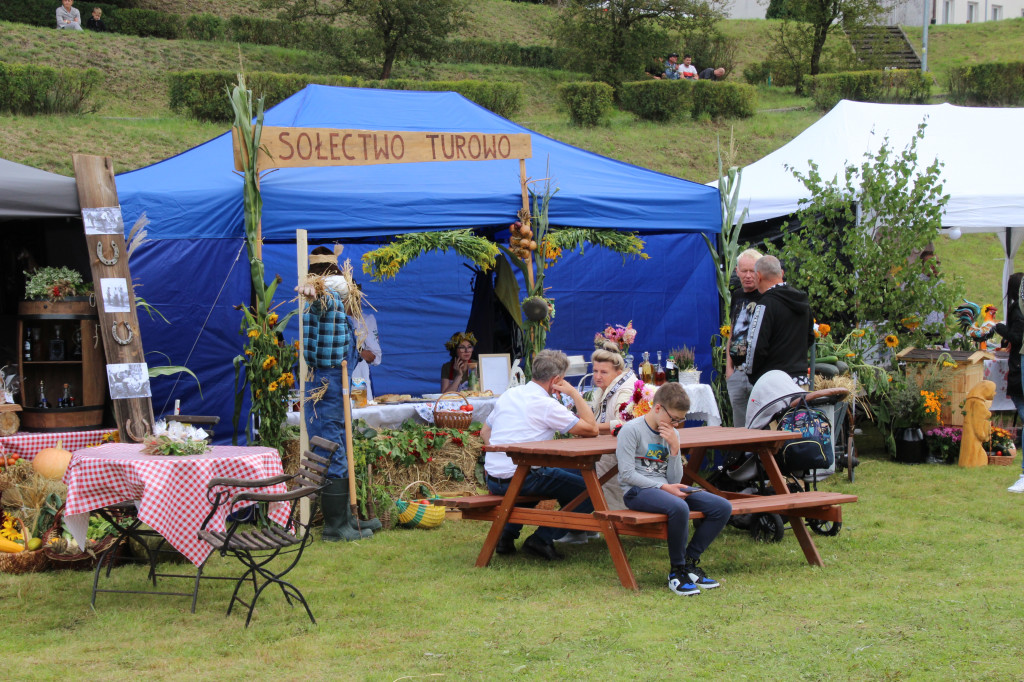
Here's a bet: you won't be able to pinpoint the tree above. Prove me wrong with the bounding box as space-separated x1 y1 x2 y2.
776 122 962 347
263 0 469 80
554 0 727 87
765 0 891 93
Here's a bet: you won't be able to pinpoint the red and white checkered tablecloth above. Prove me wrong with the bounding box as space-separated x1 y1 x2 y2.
63 443 291 566
0 428 117 459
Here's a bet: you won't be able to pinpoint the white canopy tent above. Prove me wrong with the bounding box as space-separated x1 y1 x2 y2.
721 100 1024 285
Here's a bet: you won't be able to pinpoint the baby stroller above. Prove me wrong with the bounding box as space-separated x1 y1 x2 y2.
706 370 849 542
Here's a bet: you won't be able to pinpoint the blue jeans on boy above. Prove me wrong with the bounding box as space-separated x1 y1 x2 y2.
307 367 348 478
486 467 595 544
623 486 732 567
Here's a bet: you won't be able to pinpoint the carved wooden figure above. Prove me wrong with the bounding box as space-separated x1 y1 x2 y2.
959 380 995 468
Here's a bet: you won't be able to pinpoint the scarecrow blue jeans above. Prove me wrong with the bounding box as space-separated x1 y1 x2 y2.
307 367 348 478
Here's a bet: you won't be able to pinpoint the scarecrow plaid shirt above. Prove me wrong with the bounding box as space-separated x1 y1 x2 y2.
303 290 353 369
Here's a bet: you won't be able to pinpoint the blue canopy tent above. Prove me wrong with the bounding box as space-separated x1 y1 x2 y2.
116 85 719 439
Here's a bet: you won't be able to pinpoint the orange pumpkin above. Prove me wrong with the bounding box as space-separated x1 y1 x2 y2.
32 440 72 480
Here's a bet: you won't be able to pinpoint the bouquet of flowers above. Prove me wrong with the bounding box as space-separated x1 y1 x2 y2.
925 425 962 463
985 426 1016 457
594 321 637 357
141 419 210 457
618 380 656 423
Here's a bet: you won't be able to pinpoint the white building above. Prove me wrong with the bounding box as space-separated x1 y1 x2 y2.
724 0 1024 23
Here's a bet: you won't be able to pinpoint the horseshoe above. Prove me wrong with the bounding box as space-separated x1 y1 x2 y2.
96 240 119 266
112 321 133 345
125 418 149 443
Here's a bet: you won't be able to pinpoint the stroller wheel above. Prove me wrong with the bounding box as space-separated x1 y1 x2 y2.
808 519 842 536
750 513 785 543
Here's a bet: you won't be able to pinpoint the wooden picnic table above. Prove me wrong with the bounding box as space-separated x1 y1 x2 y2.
463 426 857 590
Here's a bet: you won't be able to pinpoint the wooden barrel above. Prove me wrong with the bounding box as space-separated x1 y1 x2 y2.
17 298 107 431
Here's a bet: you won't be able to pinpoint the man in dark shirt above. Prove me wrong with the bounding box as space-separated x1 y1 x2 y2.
745 255 814 387
698 67 726 81
726 248 762 427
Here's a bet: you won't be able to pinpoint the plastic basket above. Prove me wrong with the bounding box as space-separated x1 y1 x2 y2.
395 481 446 529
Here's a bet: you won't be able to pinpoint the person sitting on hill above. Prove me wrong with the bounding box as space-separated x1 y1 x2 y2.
663 53 682 80
699 67 727 81
679 55 699 80
86 7 107 31
56 0 83 30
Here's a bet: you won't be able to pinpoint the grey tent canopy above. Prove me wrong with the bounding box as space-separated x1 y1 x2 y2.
0 158 80 219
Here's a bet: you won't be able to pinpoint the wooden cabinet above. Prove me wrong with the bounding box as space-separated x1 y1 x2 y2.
16 299 107 431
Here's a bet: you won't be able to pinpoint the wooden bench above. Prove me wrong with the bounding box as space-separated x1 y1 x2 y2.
438 491 857 540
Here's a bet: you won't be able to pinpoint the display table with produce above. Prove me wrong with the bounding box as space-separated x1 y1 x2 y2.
287 395 498 430
0 427 117 461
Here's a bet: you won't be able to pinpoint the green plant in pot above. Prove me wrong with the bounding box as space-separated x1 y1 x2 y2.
24 267 91 302
873 366 945 463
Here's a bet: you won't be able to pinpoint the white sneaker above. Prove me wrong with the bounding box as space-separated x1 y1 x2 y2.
554 531 589 544
1008 475 1024 493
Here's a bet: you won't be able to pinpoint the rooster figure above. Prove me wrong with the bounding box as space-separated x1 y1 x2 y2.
954 299 998 346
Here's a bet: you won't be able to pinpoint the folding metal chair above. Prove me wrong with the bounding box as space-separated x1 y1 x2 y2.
197 436 334 627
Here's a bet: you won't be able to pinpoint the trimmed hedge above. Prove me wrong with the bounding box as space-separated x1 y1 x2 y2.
804 70 932 110
690 81 757 119
617 80 692 122
742 61 772 86
184 13 225 42
169 71 522 122
226 16 354 55
438 40 569 69
557 81 613 127
947 62 1024 106
0 61 102 115
112 7 183 39
168 71 361 122
0 1 182 38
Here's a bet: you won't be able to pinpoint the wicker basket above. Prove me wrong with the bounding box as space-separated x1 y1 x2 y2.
0 549 48 574
432 392 473 430
41 511 120 571
395 480 446 529
988 453 1016 466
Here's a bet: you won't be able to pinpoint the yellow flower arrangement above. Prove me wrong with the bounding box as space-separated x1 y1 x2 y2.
0 513 20 542
884 334 899 348
921 390 943 421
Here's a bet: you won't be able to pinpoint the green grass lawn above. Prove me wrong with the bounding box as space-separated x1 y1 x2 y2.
3 432 1024 678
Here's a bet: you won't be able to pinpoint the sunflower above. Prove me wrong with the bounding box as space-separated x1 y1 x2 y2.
851 329 866 338
262 356 277 370
247 329 260 339
720 325 731 338
267 312 279 327
884 334 899 348
268 381 279 392
0 514 21 542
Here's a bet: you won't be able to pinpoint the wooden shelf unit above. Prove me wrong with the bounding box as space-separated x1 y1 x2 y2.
16 299 107 431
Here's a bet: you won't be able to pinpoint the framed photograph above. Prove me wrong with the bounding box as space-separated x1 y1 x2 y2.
100 278 131 313
106 362 152 400
478 353 512 395
82 206 124 235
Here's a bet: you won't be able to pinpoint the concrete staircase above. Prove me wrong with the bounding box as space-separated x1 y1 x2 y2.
844 25 922 70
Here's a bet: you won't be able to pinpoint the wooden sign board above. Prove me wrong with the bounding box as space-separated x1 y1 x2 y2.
234 127 532 171
72 154 155 443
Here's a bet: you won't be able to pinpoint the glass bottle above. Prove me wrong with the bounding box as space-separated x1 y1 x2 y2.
37 380 50 409
640 351 653 384
468 362 480 391
60 383 73 409
50 325 66 361
654 351 667 386
666 355 679 383
72 326 83 360
23 328 32 362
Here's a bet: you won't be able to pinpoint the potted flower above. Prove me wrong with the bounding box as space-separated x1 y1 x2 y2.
924 425 962 464
24 266 91 302
873 369 945 463
671 346 699 385
984 426 1017 465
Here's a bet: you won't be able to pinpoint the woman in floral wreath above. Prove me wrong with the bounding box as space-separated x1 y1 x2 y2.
441 332 477 393
556 342 636 547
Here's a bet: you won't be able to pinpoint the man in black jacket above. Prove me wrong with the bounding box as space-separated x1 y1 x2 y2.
745 255 814 386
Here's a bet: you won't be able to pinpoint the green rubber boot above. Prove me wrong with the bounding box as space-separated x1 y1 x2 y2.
321 478 373 542
350 515 383 532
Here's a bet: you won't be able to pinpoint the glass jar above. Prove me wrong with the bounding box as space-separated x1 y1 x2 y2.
351 378 368 409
